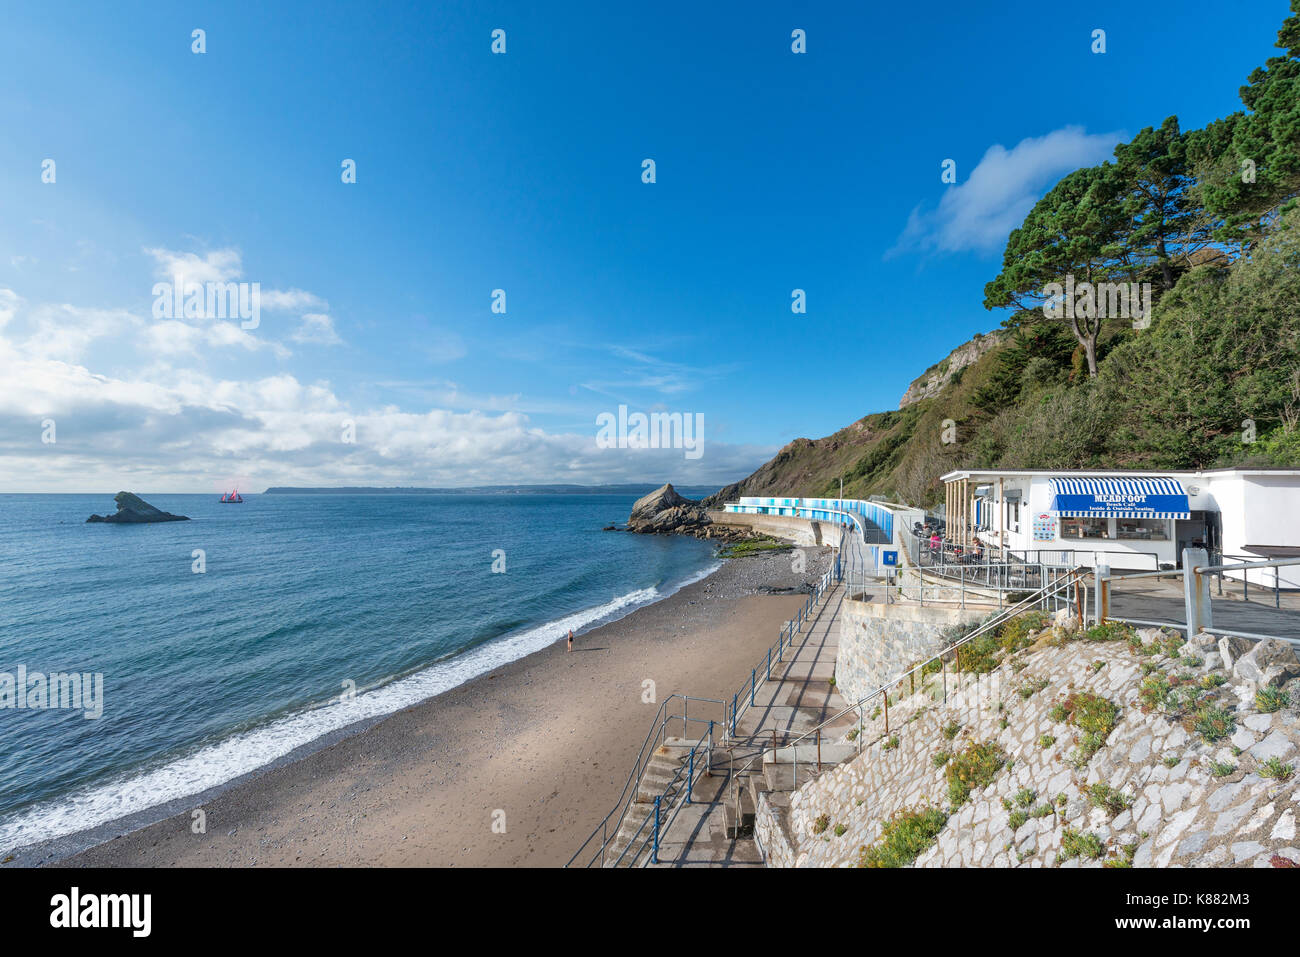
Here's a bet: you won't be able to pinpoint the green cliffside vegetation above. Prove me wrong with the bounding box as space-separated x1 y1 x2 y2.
707 4 1300 511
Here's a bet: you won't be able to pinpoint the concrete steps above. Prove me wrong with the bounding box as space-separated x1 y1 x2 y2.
713 584 856 855
597 579 851 866
603 737 711 866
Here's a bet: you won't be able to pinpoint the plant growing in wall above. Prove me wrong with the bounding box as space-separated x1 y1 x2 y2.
856 806 949 868
1259 757 1294 781
944 741 1006 807
1192 705 1235 744
1059 829 1106 861
1256 686 1288 713
1054 692 1120 766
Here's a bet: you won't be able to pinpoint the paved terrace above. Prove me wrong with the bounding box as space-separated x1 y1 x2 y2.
1107 574 1300 641
904 547 1300 643
648 582 854 867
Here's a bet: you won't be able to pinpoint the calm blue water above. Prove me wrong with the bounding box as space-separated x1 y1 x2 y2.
0 492 719 851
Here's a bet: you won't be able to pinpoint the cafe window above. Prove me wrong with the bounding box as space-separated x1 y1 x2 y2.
1116 518 1169 541
1060 516 1110 539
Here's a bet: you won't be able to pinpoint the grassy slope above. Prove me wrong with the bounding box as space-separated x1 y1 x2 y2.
705 342 1001 508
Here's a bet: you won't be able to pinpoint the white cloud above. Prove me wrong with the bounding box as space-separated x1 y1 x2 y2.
586 346 736 397
0 288 20 329
0 347 770 489
144 248 328 312
141 249 335 352
262 288 327 312
22 303 140 362
145 319 292 358
0 283 768 491
0 293 289 365
889 125 1126 257
209 322 291 357
290 312 342 346
143 246 243 285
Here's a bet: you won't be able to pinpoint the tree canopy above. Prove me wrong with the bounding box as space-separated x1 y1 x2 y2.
985 1 1300 377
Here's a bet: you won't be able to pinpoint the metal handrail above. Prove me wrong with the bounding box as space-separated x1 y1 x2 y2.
913 560 1065 580
1195 557 1300 575
1203 551 1300 605
592 540 850 866
566 693 723 868
610 725 715 867
726 569 1084 812
581 563 1086 866
915 538 1163 573
1007 547 1161 570
1191 627 1300 644
899 560 1074 610
725 565 837 737
917 540 1163 571
1096 553 1300 645
571 518 855 867
839 515 883 598
797 503 886 546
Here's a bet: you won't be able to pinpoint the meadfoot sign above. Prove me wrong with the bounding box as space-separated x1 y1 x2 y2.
1048 477 1190 518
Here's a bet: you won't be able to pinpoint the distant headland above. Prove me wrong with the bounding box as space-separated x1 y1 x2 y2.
263 484 722 496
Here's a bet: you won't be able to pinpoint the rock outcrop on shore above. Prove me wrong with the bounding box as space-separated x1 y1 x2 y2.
627 483 707 532
87 491 190 524
625 483 751 542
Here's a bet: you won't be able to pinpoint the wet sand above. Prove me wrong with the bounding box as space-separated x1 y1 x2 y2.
52 547 831 867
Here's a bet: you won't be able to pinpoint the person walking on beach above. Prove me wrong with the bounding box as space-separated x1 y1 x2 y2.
567 629 574 652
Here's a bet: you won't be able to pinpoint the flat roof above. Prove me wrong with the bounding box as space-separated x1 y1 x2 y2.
940 467 1300 482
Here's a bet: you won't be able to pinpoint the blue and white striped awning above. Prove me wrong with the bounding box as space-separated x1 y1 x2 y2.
1049 477 1190 519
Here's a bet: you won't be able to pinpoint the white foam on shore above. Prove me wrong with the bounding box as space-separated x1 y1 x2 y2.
0 563 720 854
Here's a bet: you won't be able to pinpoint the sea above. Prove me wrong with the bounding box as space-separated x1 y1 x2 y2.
0 490 721 854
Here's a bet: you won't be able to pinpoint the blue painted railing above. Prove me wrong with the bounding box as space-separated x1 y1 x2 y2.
725 564 837 738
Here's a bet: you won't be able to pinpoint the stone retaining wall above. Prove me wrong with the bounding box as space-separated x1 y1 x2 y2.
754 792 795 868
771 621 1300 868
836 599 987 705
705 510 845 547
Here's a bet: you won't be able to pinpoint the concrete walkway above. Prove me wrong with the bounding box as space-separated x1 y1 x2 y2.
648 582 853 867
1107 576 1300 641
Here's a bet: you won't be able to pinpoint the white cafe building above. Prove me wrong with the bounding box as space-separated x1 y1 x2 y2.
939 468 1300 584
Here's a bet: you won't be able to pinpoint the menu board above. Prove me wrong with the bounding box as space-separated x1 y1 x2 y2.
1032 513 1056 541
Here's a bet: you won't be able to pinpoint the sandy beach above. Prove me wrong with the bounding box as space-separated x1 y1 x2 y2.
47 546 831 868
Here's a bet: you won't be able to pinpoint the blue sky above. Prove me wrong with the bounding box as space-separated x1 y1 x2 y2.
0 0 1290 491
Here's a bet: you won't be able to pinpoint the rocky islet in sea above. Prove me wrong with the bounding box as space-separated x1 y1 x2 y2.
86 491 190 524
